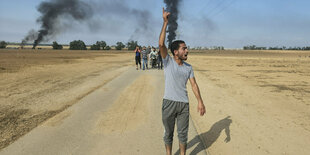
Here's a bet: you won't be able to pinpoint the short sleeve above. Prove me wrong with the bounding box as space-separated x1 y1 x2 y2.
162 54 170 68
189 66 194 78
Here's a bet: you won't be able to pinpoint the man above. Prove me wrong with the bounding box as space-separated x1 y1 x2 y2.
157 49 163 70
159 8 206 155
147 46 152 66
149 47 158 68
141 46 149 70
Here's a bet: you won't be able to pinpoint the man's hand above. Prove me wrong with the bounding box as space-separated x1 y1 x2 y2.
159 7 169 59
197 101 206 116
190 77 205 116
163 7 170 23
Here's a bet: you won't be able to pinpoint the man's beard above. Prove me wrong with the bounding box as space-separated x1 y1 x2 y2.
177 53 187 61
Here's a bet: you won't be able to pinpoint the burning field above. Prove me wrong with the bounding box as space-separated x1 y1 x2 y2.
0 49 310 154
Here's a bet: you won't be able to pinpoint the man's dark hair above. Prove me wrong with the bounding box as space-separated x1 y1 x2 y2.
170 40 185 55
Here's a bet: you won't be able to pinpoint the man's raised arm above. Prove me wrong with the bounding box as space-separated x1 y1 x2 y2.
159 8 170 59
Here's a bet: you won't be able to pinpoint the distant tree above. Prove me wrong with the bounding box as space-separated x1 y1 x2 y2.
211 46 225 50
268 46 283 50
52 41 63 50
244 45 267 50
105 46 111 50
90 43 100 50
0 41 7 48
69 40 87 50
249 45 256 50
116 42 125 50
244 45 252 50
303 46 310 50
96 41 106 50
127 40 138 50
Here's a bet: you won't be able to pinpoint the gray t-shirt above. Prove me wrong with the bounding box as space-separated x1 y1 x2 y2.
163 54 194 103
141 50 148 59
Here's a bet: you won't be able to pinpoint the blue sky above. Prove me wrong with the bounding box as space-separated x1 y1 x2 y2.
1 0 310 48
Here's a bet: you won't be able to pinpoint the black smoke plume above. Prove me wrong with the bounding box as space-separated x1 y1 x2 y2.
164 0 182 46
22 0 93 49
21 29 38 48
89 0 152 42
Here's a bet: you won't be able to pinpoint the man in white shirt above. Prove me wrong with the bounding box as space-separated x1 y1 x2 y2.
159 8 206 155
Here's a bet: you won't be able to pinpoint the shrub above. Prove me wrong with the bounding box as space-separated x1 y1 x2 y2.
0 41 7 48
116 42 125 50
69 40 87 50
96 41 106 50
90 44 100 50
105 46 111 50
52 41 63 50
127 40 138 50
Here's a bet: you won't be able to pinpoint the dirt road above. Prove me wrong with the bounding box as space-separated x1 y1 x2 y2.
1 50 309 154
1 68 206 155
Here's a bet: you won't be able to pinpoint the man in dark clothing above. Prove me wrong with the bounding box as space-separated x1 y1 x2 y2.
157 50 163 70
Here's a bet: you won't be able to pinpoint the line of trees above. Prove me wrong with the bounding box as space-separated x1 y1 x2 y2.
191 46 224 50
1 40 139 51
2 40 310 51
69 40 138 51
243 45 266 50
243 45 310 50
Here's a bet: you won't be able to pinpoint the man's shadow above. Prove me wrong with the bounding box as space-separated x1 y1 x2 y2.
175 116 232 155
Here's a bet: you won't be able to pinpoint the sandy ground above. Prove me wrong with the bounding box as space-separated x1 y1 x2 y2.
188 50 310 154
0 49 310 154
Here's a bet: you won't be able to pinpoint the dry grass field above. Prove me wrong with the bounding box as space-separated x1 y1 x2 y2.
0 49 309 154
0 49 133 149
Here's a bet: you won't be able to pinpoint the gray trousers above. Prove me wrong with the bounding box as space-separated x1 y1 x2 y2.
162 99 189 145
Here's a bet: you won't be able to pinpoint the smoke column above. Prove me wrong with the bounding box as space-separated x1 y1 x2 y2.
21 29 38 48
89 0 152 42
164 0 182 47
22 0 93 49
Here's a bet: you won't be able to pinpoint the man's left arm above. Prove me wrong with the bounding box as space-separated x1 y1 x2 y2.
189 77 206 116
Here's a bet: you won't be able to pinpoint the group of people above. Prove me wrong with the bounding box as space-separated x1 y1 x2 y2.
134 46 163 70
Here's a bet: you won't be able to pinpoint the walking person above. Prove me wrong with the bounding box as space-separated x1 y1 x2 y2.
147 46 152 67
159 8 206 155
157 50 163 70
134 46 141 70
150 47 157 68
141 46 149 70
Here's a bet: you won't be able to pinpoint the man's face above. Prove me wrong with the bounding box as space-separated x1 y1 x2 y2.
175 43 188 61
